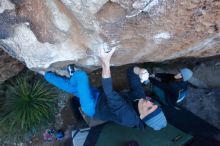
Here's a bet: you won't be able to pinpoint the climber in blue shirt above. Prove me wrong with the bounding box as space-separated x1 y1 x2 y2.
40 47 167 131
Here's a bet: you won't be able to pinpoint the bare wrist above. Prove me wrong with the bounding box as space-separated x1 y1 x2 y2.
102 62 110 67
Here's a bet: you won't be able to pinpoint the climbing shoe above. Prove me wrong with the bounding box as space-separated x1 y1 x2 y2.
67 64 75 76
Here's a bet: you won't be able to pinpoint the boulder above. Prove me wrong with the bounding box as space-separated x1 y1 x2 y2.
0 0 220 71
0 47 24 83
183 87 220 130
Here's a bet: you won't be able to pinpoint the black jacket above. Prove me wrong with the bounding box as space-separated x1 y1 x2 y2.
149 73 188 105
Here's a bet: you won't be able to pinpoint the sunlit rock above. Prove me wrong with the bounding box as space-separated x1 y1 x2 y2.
0 0 219 71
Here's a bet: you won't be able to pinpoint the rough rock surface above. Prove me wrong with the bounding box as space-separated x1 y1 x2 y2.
183 87 220 129
0 0 220 70
0 47 24 83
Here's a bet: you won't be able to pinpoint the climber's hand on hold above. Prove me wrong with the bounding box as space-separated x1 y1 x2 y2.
98 47 116 78
98 47 116 67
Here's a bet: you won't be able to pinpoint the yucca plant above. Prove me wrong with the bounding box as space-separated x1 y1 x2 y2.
0 75 57 135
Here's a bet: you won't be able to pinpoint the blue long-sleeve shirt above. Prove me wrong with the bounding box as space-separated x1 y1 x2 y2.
44 71 144 128
94 78 144 129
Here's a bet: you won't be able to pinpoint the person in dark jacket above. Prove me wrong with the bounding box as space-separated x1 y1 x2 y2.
133 67 193 105
41 47 167 131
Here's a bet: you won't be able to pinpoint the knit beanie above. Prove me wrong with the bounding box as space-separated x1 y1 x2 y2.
142 107 167 131
180 68 193 81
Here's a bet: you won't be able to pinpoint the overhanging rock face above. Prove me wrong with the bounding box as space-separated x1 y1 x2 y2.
0 0 220 70
0 47 24 83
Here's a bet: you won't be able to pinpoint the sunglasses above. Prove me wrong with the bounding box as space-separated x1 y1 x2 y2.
135 97 156 111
